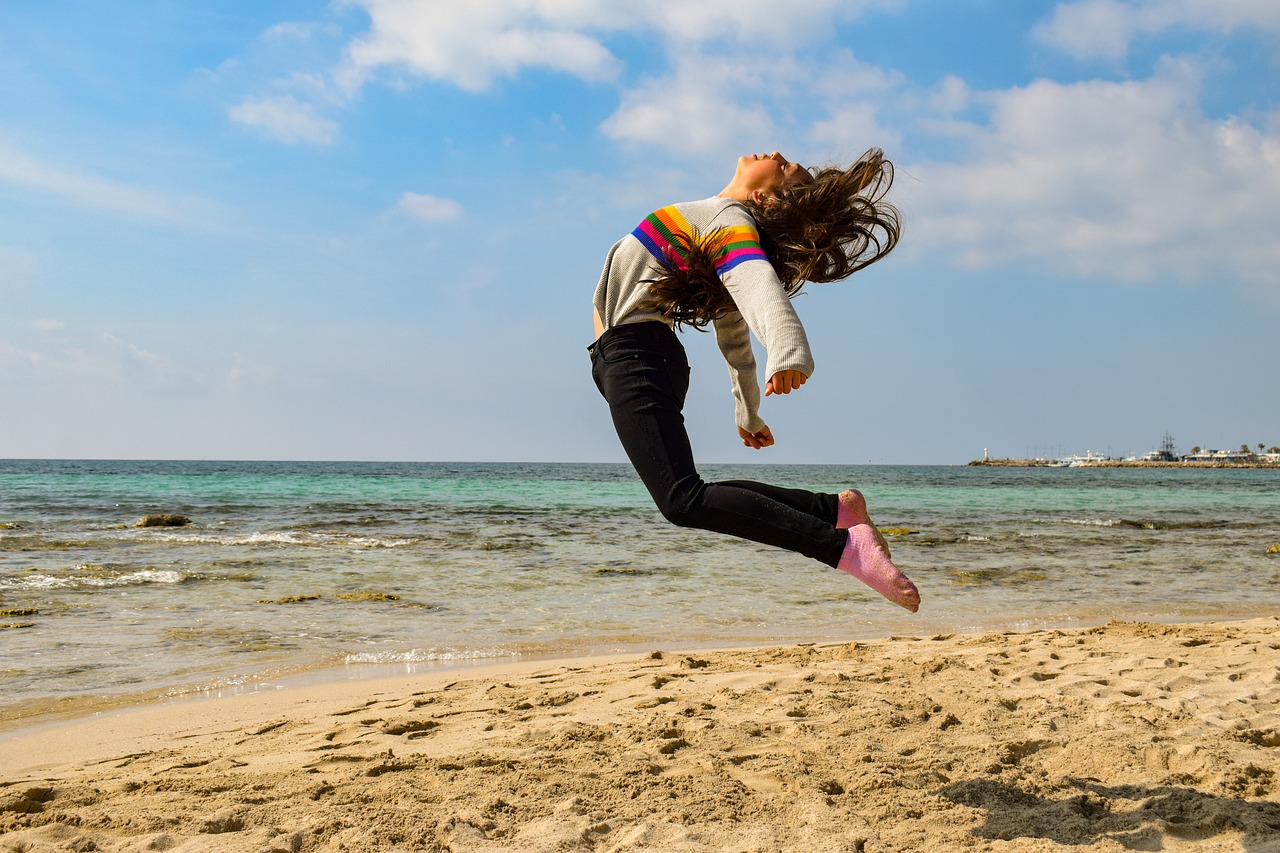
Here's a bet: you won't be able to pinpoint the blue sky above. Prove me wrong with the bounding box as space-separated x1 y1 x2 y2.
2 0 1277 464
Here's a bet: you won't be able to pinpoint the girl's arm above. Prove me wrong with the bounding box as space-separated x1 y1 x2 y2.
712 311 766 434
710 205 815 386
704 201 817 442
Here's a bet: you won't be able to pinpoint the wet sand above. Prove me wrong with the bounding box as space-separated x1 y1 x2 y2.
2 618 1278 851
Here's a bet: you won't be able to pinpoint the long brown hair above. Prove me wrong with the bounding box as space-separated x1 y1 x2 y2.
640 149 900 329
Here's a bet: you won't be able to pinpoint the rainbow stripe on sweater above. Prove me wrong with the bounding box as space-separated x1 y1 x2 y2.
632 206 768 274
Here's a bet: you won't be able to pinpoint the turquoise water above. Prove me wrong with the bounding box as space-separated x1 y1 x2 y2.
2 460 1278 724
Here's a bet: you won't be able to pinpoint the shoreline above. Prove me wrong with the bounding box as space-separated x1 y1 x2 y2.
0 613 1093 737
9 594 1280 739
3 616 1278 851
0 612 1256 738
6 605 1261 739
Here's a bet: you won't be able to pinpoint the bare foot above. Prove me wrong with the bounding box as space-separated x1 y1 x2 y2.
837 524 920 612
837 489 891 558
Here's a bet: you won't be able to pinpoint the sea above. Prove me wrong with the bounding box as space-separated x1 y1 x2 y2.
2 459 1278 727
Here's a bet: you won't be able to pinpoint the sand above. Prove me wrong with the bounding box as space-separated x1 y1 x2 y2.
2 618 1278 852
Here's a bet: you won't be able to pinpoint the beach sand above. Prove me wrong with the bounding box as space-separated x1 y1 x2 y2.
2 619 1278 852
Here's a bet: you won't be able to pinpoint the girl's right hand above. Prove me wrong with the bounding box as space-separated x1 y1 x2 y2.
738 425 775 449
765 370 807 396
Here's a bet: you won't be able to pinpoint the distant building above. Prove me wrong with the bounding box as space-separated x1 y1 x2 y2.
1182 449 1252 463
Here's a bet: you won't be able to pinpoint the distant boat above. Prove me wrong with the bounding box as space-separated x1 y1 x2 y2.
1050 451 1110 467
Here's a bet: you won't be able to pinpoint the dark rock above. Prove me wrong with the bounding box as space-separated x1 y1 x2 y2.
135 514 192 528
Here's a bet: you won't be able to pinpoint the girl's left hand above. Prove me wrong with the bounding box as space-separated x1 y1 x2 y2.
738 425 775 449
765 370 807 396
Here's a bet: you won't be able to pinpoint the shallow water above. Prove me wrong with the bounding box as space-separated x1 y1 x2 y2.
2 460 1278 725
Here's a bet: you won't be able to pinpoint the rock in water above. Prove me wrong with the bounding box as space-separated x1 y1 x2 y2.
135 514 192 528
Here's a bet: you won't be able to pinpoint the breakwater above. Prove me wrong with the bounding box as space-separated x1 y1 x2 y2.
969 458 1280 468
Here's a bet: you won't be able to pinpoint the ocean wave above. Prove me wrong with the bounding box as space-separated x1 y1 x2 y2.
344 648 520 665
151 531 423 549
1060 517 1123 527
1059 516 1231 531
1116 518 1230 531
2 567 187 590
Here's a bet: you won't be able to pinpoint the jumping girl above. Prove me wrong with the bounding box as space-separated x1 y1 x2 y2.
588 150 920 612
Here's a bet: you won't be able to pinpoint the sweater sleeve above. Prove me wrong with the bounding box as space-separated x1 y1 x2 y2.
709 205 815 431
712 311 764 433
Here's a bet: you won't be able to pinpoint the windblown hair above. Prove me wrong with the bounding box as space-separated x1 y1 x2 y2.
640 149 900 330
750 148 900 288
638 229 743 330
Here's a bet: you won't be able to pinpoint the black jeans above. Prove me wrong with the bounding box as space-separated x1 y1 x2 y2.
589 321 846 567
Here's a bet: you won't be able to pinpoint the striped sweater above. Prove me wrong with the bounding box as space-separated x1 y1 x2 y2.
592 197 814 434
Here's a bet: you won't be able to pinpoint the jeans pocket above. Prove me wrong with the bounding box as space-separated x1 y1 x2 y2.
665 358 691 400
590 347 608 398
598 344 641 365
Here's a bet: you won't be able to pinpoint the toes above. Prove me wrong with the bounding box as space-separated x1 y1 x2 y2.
838 525 919 612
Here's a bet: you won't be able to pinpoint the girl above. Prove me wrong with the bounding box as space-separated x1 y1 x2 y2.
588 150 919 612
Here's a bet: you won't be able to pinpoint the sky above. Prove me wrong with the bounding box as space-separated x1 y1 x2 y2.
2 0 1278 465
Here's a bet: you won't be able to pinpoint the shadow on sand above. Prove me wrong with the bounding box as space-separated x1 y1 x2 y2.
940 777 1280 851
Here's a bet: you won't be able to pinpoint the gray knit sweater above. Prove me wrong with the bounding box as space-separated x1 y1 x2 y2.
592 196 814 434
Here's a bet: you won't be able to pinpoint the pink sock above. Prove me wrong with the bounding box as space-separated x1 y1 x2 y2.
838 525 920 612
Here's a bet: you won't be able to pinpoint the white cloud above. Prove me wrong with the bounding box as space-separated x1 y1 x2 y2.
0 139 233 231
328 0 904 96
1035 0 1280 60
242 0 904 151
397 192 463 222
220 16 347 147
227 94 340 142
805 53 907 154
264 20 332 41
32 319 64 331
809 101 901 155
903 61 1280 290
2 332 178 386
228 95 339 144
600 54 780 156
636 0 896 47
102 333 166 371
337 0 621 93
600 48 908 164
0 341 41 369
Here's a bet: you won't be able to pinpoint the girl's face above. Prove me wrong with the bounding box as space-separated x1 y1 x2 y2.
734 152 811 197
